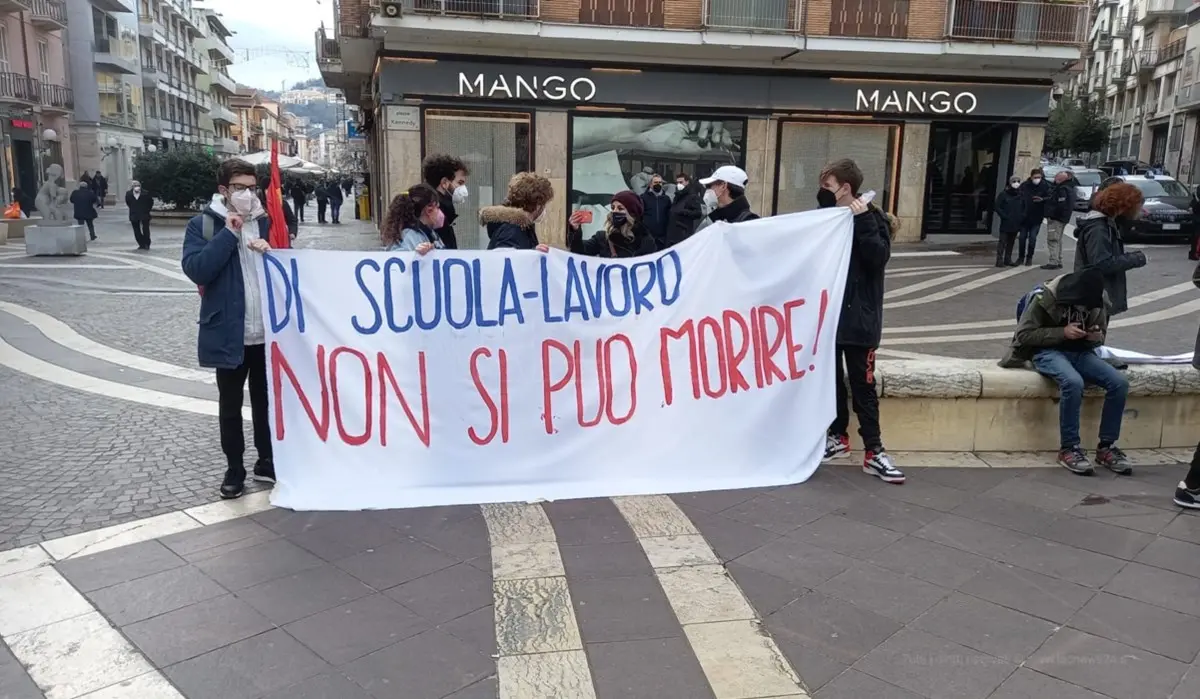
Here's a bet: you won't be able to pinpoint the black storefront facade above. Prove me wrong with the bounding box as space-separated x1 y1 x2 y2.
371 55 1054 246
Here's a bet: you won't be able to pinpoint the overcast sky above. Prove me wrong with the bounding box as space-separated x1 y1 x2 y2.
202 0 333 91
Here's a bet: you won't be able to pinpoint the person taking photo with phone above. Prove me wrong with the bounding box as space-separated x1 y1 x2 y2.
567 190 657 258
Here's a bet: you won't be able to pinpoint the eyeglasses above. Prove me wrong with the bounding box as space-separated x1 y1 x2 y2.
228 184 259 193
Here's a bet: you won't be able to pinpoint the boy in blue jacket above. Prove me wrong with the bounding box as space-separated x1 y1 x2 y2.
181 158 275 499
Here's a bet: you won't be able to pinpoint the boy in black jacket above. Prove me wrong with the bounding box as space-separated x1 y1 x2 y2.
817 159 904 484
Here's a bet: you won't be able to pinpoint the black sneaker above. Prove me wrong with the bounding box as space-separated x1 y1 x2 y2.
220 467 246 499
1040 263 1062 270
864 451 905 484
823 434 850 462
1023 258 1033 266
1095 446 1133 475
1173 482 1200 510
252 458 276 484
1058 447 1094 475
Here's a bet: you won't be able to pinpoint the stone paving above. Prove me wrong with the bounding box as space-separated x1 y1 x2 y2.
0 204 1198 698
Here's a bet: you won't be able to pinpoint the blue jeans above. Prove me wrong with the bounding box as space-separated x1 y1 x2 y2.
1032 349 1128 449
1018 222 1041 260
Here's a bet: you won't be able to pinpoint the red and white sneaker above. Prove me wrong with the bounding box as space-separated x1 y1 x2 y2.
864 451 905 484
823 434 850 463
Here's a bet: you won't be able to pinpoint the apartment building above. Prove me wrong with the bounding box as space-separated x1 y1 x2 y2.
0 0 74 198
230 86 295 155
136 0 209 152
195 8 237 156
319 0 1086 246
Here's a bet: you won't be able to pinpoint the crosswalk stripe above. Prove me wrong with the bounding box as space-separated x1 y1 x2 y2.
481 503 598 699
612 495 809 698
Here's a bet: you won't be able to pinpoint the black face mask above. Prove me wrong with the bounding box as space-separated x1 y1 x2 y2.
651 184 662 192
611 212 628 228
816 188 839 209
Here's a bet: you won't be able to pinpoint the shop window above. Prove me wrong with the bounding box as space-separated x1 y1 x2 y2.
423 109 532 251
774 120 899 216
568 114 745 238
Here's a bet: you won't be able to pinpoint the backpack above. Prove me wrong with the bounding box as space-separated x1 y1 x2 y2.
1016 284 1046 322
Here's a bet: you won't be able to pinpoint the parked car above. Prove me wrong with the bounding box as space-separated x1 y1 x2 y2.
1092 173 1196 243
1045 166 1104 212
1099 159 1153 177
1061 157 1089 169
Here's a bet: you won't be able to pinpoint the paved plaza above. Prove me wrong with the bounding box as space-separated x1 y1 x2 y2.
0 205 1197 698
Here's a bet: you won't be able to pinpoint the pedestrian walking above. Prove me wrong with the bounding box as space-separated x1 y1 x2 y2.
817 159 905 484
665 172 704 247
382 184 446 254
423 153 469 250
1018 168 1050 265
1000 268 1131 476
289 180 307 222
329 181 344 224
482 172 553 251
701 166 758 223
639 173 671 249
1043 169 1076 270
125 180 154 250
567 190 657 258
95 173 108 209
1074 182 1147 316
180 158 276 500
315 181 329 223
994 176 1026 267
70 181 99 240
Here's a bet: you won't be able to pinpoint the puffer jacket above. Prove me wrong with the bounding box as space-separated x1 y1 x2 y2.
482 205 539 250
836 205 894 348
1073 210 1146 315
567 220 657 258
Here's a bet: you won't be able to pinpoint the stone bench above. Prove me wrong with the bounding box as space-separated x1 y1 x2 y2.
858 359 1198 452
24 224 87 256
1 217 42 241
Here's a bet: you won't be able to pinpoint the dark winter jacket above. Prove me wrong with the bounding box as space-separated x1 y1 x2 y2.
180 204 270 369
328 185 344 206
567 220 657 258
1047 180 1076 223
993 188 1026 234
258 189 298 237
1073 210 1147 315
708 196 759 224
315 184 329 203
70 187 99 221
126 189 153 222
1019 178 1051 226
434 189 459 250
482 205 539 250
289 184 307 203
837 205 894 347
639 188 671 247
666 183 704 247
999 273 1110 368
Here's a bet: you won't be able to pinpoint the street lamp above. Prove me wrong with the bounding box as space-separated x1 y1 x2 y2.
147 143 158 153
39 128 58 181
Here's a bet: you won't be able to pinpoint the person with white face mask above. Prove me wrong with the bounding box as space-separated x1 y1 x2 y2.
125 180 154 250
1017 167 1051 266
180 158 275 501
700 165 758 223
422 153 470 249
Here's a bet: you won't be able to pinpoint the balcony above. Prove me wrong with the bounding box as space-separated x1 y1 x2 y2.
702 0 793 31
1096 32 1113 51
580 0 662 27
40 83 72 112
142 67 166 87
0 0 30 10
1176 83 1200 110
1138 0 1188 25
211 69 236 94
29 0 66 30
218 137 239 154
1116 12 1134 36
144 116 163 133
100 111 139 129
92 0 133 12
316 26 341 72
831 0 909 38
1158 38 1185 64
404 0 539 19
1136 49 1157 72
0 72 36 103
209 102 236 124
93 37 139 74
948 0 1089 45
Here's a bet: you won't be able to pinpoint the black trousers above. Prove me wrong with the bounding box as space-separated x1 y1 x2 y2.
131 220 151 249
829 345 884 452
995 231 1016 264
1187 442 1200 490
293 197 305 222
77 219 95 239
317 200 327 222
215 343 273 473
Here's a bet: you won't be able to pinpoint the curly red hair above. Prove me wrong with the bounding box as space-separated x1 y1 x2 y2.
1091 182 1144 219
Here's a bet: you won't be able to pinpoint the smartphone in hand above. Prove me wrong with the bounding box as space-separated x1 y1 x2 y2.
577 210 593 224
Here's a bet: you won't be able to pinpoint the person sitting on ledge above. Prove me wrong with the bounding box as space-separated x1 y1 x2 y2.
999 268 1131 477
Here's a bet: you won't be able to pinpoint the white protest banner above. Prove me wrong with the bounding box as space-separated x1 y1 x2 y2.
259 208 853 510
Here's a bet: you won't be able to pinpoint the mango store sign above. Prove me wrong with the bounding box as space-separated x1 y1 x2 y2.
257 209 854 510
855 89 979 114
458 72 597 102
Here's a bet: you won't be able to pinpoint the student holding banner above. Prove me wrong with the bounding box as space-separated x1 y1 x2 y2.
382 184 447 254
482 172 553 252
566 190 658 258
181 158 277 500
817 159 906 485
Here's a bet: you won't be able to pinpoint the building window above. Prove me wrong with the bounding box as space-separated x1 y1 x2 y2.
568 115 746 238
0 25 9 75
423 108 533 251
37 40 49 86
775 120 900 215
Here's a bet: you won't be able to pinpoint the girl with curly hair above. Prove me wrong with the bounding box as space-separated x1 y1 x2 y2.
1074 181 1148 315
382 184 445 255
481 172 552 251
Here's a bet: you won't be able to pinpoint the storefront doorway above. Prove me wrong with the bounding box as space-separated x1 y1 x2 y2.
12 139 37 200
1149 125 1168 167
923 123 1015 236
423 109 532 250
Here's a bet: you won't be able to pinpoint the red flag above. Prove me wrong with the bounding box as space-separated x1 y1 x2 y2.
267 140 291 249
